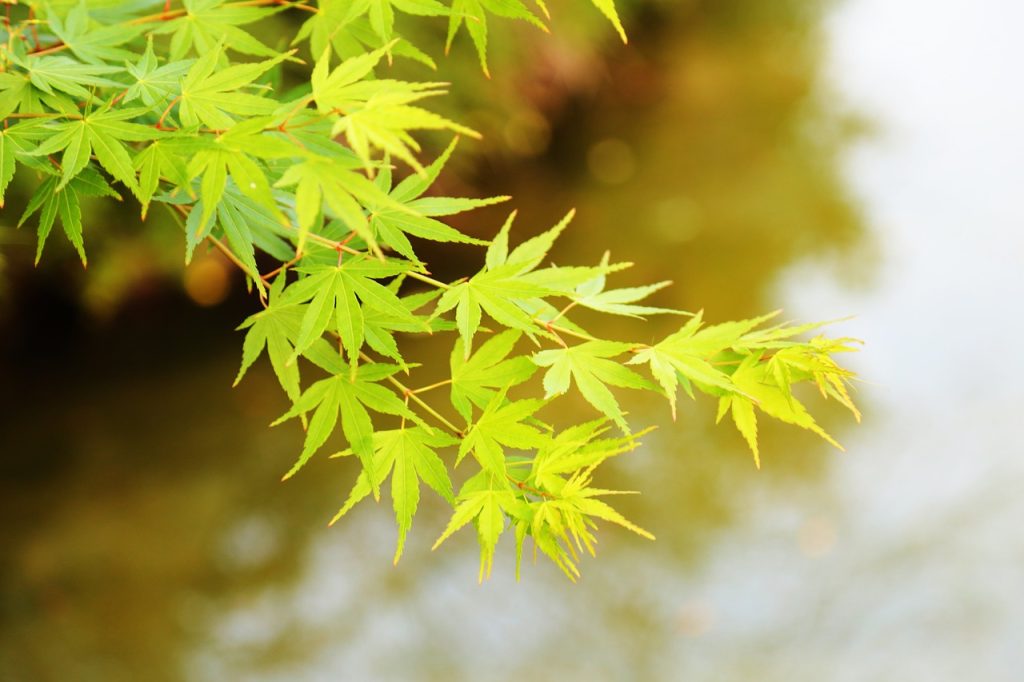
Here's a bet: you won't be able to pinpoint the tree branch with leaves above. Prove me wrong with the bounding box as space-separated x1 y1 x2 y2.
0 0 861 581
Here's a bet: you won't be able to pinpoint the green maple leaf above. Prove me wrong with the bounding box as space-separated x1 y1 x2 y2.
11 53 122 100
352 0 450 42
124 38 194 108
17 166 117 265
527 420 645 491
0 121 56 207
573 252 686 318
309 0 450 45
505 422 652 581
0 72 32 120
449 329 536 421
183 118 298 228
538 469 654 573
29 107 160 196
274 154 403 254
178 47 289 130
152 0 284 60
282 260 429 366
719 353 844 467
765 339 861 421
187 150 272 232
432 476 525 582
235 275 348 400
295 0 445 65
330 425 457 563
434 210 609 355
311 45 478 172
457 389 548 477
533 341 655 433
366 139 501 262
272 362 424 490
445 0 547 76
362 288 448 367
133 137 201 219
49 1 145 65
627 310 778 418
297 9 438 69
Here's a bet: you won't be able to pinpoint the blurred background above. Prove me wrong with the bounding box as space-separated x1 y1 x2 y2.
2 0 1023 680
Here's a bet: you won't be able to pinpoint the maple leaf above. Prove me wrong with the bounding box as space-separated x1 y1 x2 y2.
533 340 656 433
361 288 448 368
434 210 612 355
449 329 537 421
311 45 478 172
330 425 457 563
432 474 526 582
235 276 347 399
177 47 289 130
28 106 160 197
1 121 56 207
282 260 429 366
273 154 402 254
17 167 118 265
445 0 546 76
527 420 645 491
365 139 501 262
124 39 195 109
49 1 145 65
627 310 777 418
456 389 548 476
152 0 284 60
719 353 845 468
573 252 686 318
272 362 425 491
9 53 122 101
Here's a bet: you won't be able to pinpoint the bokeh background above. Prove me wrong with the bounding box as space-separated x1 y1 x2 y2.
2 0 1023 680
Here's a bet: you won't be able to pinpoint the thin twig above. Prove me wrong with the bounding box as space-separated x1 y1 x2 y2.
411 378 452 395
360 351 462 435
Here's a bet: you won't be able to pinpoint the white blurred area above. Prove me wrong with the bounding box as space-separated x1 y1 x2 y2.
767 0 1024 679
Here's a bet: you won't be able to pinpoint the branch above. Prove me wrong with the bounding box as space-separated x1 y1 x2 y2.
360 351 463 436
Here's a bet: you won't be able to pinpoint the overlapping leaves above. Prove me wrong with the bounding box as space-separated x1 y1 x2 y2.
0 0 861 582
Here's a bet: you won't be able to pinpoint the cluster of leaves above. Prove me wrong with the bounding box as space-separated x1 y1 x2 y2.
0 0 860 581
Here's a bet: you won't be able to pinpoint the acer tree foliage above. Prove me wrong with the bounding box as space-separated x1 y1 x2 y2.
0 0 861 581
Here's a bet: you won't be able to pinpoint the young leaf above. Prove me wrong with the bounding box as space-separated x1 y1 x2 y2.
573 252 685 318
272 363 424 492
274 156 397 254
178 47 289 130
49 1 145 65
628 311 750 418
434 211 586 355
533 341 654 433
312 46 479 172
365 141 500 262
728 354 844 456
329 426 457 563
124 38 195 108
283 260 428 365
432 482 522 581
153 0 285 60
449 330 537 421
17 170 109 265
457 390 548 476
